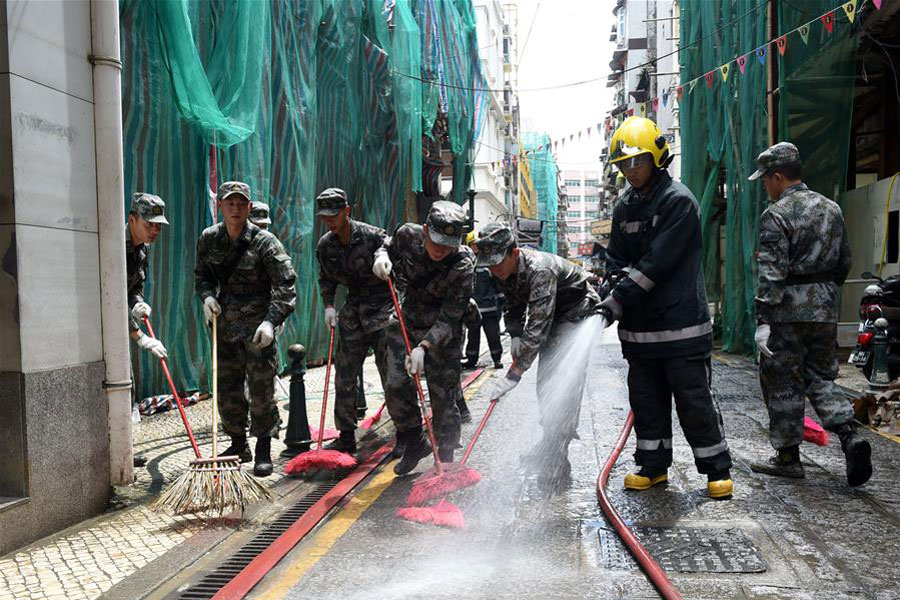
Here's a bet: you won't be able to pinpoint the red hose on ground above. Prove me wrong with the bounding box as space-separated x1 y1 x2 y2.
596 410 683 600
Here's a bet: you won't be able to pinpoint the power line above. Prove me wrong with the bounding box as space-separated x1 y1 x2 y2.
518 0 542 65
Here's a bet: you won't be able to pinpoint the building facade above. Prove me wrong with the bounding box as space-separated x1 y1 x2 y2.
560 167 604 255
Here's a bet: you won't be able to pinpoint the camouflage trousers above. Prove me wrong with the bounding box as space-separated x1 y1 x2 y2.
382 318 462 451
334 320 387 432
759 322 853 449
218 338 281 439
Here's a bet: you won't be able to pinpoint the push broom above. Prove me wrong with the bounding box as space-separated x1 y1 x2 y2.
285 326 357 474
360 401 387 430
154 314 272 515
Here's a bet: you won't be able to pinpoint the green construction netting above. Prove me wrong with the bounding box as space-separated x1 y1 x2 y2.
121 0 487 398
680 0 858 354
522 132 559 254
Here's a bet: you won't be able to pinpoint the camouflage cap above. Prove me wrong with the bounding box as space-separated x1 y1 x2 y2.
129 193 169 225
748 142 801 181
425 200 466 247
475 222 515 267
217 181 252 202
316 188 349 216
249 201 271 226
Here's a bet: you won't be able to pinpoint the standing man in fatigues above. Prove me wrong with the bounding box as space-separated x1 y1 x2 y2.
477 223 601 481
602 116 733 499
127 193 169 468
315 188 393 456
195 181 297 477
749 142 871 486
372 201 475 475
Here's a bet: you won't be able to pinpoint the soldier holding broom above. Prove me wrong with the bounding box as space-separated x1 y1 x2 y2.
195 181 297 477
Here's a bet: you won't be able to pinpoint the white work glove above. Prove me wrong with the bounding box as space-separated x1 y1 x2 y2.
755 324 773 358
131 302 151 321
275 322 285 337
136 333 168 359
489 373 520 401
599 295 623 321
510 337 522 360
324 307 338 328
373 252 393 281
203 296 221 326
405 346 426 377
252 320 275 349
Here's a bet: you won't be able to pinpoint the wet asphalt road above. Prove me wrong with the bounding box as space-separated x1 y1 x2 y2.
247 327 900 600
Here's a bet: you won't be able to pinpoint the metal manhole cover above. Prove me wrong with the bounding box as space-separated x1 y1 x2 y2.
598 526 767 573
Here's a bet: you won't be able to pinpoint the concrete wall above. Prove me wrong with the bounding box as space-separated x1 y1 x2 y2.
0 0 109 555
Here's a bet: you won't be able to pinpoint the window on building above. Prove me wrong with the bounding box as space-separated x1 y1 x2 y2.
564 179 581 187
584 179 599 187
617 6 626 43
583 211 598 219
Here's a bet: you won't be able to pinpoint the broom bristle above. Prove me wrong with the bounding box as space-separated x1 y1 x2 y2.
359 413 380 430
395 501 465 528
803 416 830 446
284 449 357 474
151 460 274 516
406 464 482 506
308 426 340 442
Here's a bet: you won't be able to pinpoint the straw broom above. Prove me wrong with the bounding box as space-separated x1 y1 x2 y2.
153 314 272 515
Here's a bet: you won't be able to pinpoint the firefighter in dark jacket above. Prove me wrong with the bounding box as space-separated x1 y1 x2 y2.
602 116 733 499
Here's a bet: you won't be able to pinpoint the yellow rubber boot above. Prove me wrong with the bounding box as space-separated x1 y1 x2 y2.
707 476 734 499
624 470 668 491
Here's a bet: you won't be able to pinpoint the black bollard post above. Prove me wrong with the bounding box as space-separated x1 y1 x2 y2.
280 344 313 458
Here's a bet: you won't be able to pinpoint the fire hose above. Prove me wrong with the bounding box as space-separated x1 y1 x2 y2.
596 410 684 600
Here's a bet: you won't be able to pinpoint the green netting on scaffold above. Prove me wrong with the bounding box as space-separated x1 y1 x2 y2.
522 132 559 255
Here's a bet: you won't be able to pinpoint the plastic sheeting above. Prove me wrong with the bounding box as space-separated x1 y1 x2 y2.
121 0 487 398
679 0 857 353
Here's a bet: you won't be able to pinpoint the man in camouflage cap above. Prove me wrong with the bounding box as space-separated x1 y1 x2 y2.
477 222 602 483
372 200 475 475
195 181 297 477
126 192 169 467
249 201 272 230
748 142 871 487
315 188 395 456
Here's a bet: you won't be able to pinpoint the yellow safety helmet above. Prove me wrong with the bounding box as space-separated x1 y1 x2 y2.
465 231 477 245
609 116 671 169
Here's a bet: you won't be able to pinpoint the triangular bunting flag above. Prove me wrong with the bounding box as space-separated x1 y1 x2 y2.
676 86 684 102
776 35 787 56
569 134 574 141
874 0 882 9
799 24 810 44
737 54 747 74
821 11 834 33
652 97 660 111
596 123 603 134
705 71 715 88
756 45 768 65
689 79 698 93
638 102 647 116
578 130 583 140
627 108 634 116
720 63 731 82
662 91 669 107
842 0 857 23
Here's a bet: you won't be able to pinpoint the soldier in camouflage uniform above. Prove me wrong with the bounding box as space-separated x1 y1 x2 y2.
249 201 272 230
126 193 169 468
749 142 871 486
315 188 392 455
477 223 601 482
372 201 475 475
195 181 297 477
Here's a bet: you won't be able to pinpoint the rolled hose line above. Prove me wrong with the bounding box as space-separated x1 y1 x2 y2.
596 409 684 600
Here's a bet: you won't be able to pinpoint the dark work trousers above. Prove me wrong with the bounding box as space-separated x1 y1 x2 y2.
465 311 503 363
626 354 732 475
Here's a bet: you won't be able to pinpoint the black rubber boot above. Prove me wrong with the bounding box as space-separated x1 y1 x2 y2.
394 427 432 476
438 446 454 463
221 435 252 463
457 398 472 424
324 430 357 455
253 436 273 477
492 359 503 369
460 358 477 369
133 455 147 468
838 425 872 487
390 430 407 460
750 445 804 479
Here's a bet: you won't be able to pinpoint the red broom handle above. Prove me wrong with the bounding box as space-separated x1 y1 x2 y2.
387 277 443 473
372 402 386 420
317 326 336 447
460 399 497 465
142 317 202 458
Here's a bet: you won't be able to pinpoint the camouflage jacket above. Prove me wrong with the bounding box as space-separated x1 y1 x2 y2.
378 223 475 349
195 221 297 343
496 248 600 371
755 183 852 324
316 219 391 334
126 225 148 333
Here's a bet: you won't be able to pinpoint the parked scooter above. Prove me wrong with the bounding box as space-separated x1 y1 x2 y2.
849 271 900 381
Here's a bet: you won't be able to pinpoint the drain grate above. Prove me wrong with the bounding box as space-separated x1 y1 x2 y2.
177 474 350 600
598 526 767 574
